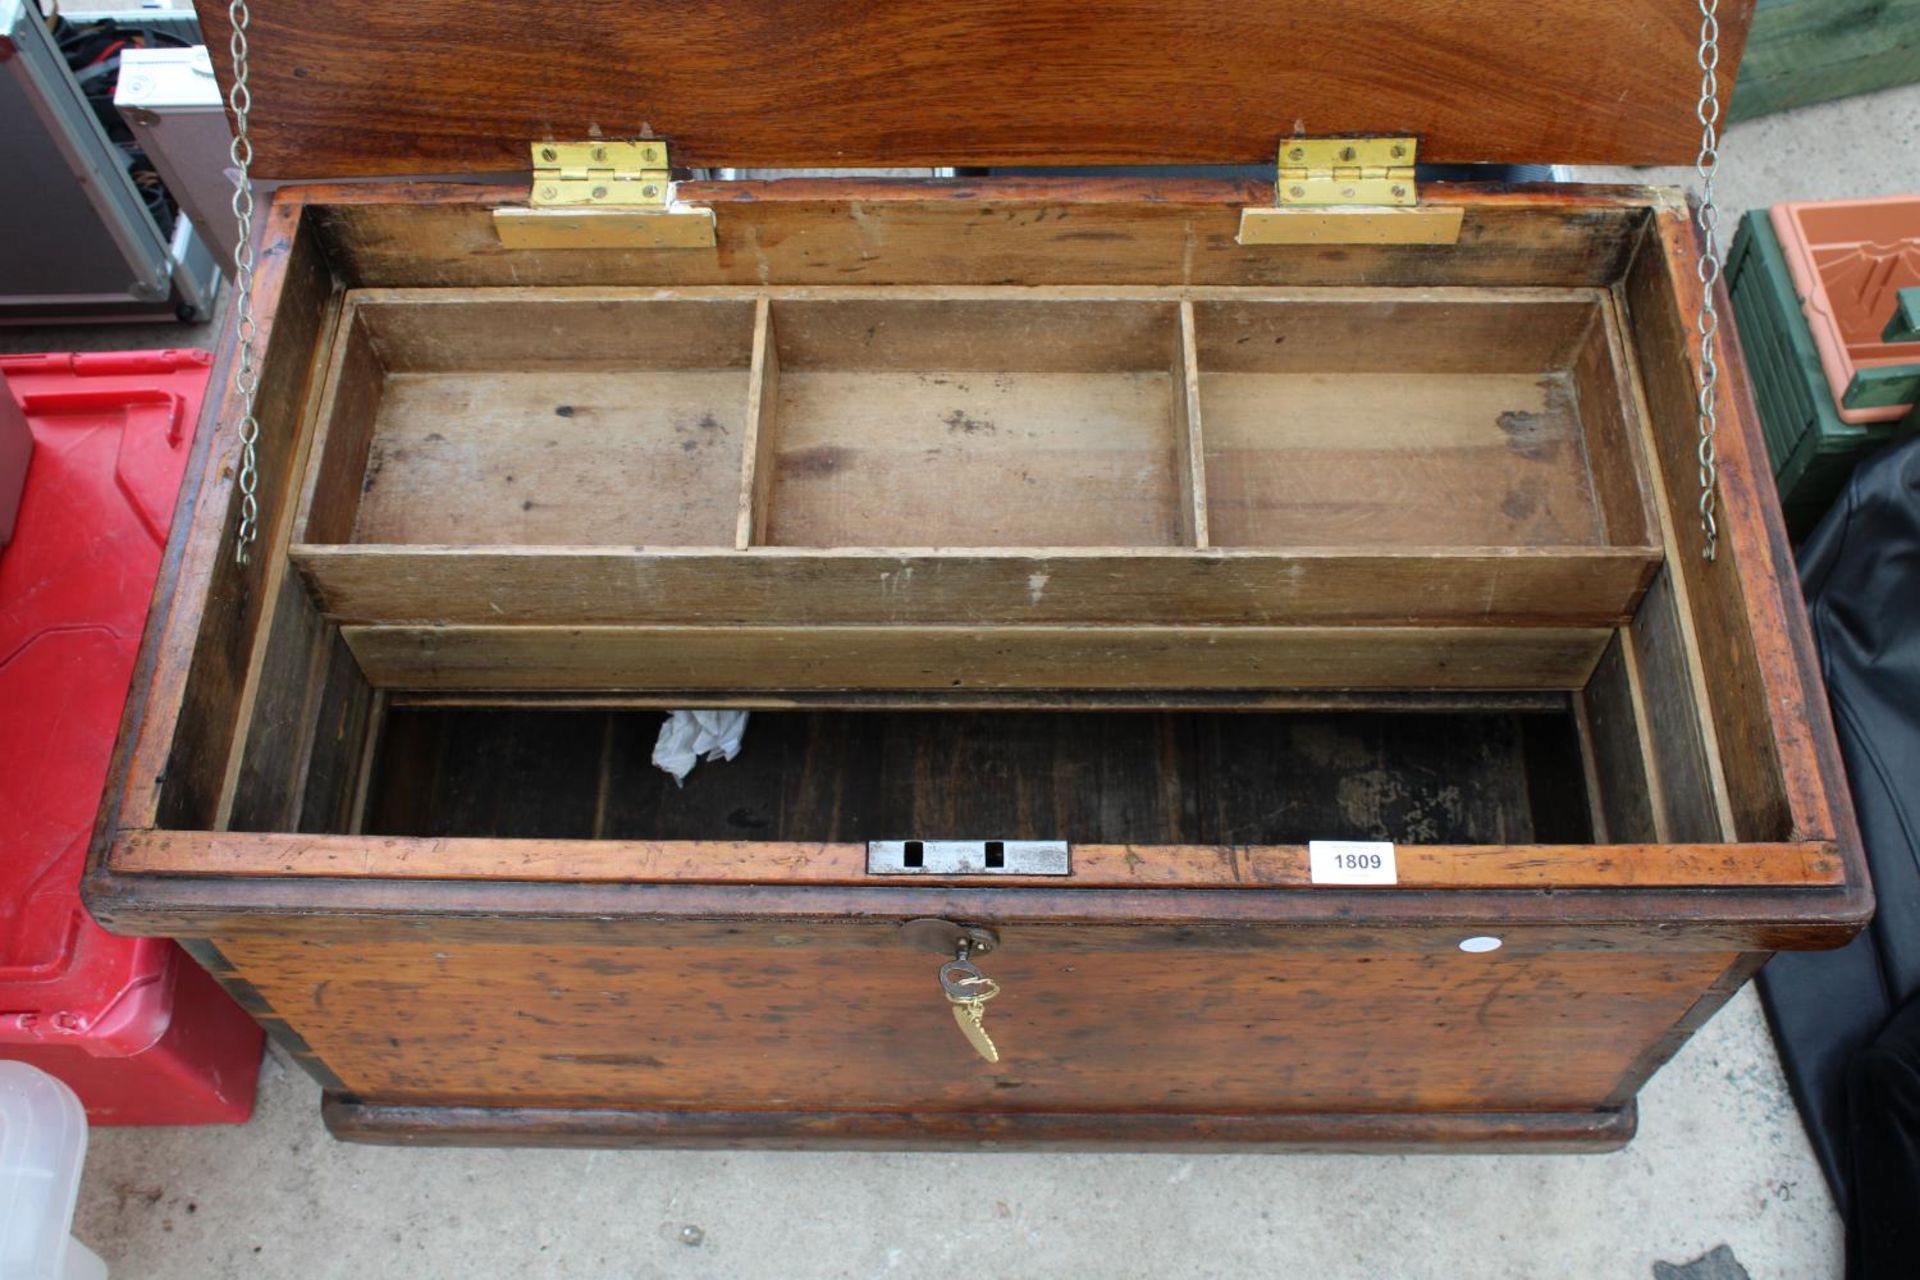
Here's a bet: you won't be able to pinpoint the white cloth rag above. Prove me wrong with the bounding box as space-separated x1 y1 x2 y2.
651 709 750 785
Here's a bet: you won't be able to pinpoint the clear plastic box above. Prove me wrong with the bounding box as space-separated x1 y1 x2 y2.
0 1062 108 1280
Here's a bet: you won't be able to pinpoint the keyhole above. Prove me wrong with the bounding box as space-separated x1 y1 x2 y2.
984 841 1006 869
903 840 925 868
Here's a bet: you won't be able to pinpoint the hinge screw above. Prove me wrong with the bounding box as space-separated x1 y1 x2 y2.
1391 184 1408 198
539 146 558 162
540 185 558 200
590 185 609 200
643 184 661 199
1342 186 1357 198
1287 146 1305 161
1391 144 1407 159
590 145 606 161
1289 185 1306 198
1339 146 1357 161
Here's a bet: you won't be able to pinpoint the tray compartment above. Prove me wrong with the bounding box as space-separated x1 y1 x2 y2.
297 292 759 548
287 286 1662 674
1193 293 1655 549
755 298 1190 548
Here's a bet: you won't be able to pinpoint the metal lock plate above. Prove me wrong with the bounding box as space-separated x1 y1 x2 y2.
867 840 1070 876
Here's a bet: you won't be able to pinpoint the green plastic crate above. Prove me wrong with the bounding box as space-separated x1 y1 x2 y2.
1728 212 1919 537
1730 0 1920 121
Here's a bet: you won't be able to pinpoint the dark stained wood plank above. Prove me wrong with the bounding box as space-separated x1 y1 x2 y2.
85 865 1869 952
296 633 376 835
1517 711 1598 844
368 709 1569 846
1628 567 1726 842
194 0 1750 175
386 690 1575 713
323 1096 1636 1151
220 562 331 833
141 201 340 831
365 708 608 839
1579 632 1662 843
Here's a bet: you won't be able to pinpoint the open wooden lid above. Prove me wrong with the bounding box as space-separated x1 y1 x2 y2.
198 0 1748 179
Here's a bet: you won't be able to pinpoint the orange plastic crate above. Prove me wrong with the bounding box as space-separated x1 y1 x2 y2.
1770 195 1920 424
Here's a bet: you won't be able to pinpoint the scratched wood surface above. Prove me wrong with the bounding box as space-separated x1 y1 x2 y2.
211 923 1742 1115
308 183 1656 291
118 830 1845 891
1622 206 1849 852
192 0 1751 175
337 623 1616 692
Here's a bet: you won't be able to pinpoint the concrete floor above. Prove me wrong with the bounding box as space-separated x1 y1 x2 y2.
70 987 1832 1280
10 50 1916 1277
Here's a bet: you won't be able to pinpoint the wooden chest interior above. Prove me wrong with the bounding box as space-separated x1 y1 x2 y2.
80 0 1870 1149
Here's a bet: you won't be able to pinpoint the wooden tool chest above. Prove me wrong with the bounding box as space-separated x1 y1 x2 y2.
86 0 1871 1148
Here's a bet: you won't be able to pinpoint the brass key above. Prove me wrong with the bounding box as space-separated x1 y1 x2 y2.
938 942 1002 1063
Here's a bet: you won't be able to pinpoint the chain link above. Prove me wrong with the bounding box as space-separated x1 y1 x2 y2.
228 0 261 566
1694 0 1723 561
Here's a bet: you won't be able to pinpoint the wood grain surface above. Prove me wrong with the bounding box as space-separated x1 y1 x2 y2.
118 830 1844 890
1623 205 1845 848
211 925 1742 1115
306 183 1658 292
291 545 1660 628
192 0 1751 175
125 202 339 833
337 623 1615 692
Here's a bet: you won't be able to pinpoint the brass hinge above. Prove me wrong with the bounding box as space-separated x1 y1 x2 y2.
495 139 716 249
1239 135 1462 246
1277 136 1419 208
529 140 672 207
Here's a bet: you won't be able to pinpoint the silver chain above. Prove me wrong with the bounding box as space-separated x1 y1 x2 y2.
227 0 261 565
1693 0 1723 561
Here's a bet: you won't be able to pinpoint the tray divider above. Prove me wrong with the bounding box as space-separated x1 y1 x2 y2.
734 295 781 550
1172 300 1211 548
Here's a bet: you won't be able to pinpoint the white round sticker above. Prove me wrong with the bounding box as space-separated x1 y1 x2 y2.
1458 936 1503 953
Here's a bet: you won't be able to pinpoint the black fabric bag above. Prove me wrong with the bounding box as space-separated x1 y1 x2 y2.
1758 437 1920 1279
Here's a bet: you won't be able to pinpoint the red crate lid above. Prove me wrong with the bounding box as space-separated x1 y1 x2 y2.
0 350 208 1053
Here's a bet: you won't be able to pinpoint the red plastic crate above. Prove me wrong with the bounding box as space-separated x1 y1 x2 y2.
0 350 263 1126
